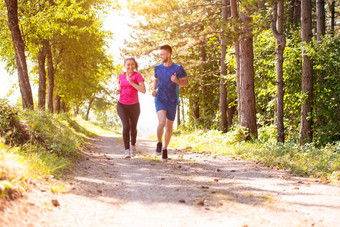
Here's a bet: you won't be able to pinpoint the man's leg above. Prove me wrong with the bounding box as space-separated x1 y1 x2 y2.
156 110 167 143
163 119 174 150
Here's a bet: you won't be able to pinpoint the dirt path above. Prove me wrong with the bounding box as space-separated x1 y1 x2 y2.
2 134 340 227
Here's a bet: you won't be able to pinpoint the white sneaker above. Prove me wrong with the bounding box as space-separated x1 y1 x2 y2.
124 149 131 159
130 145 136 157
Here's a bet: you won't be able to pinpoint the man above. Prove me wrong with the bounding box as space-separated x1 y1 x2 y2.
152 45 189 161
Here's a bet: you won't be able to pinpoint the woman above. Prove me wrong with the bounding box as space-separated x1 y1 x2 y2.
116 57 146 158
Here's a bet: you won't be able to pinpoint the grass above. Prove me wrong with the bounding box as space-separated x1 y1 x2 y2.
170 126 340 183
0 102 111 200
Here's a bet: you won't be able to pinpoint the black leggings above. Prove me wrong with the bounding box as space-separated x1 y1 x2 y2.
117 102 140 150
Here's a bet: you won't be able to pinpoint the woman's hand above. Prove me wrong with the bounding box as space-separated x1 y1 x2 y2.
126 75 133 84
115 89 121 95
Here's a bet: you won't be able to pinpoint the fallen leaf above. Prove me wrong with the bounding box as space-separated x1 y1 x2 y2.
51 199 60 207
216 168 221 172
214 179 219 182
179 199 186 203
197 200 204 206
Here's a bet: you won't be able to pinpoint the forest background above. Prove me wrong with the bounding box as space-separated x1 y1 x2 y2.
0 0 340 187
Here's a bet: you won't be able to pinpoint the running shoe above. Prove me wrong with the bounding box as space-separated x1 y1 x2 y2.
162 149 168 162
124 149 131 159
155 142 162 156
130 145 136 157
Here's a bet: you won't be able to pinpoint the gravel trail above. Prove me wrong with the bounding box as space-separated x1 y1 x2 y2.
2 134 340 227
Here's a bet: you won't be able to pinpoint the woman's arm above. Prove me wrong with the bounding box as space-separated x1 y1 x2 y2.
126 77 146 94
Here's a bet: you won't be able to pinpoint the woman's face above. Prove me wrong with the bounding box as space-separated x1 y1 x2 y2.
125 59 136 73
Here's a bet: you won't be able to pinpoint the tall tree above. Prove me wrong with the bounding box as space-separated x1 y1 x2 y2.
300 0 313 144
219 0 229 133
230 0 241 124
46 40 54 113
272 0 286 143
238 2 257 137
316 0 325 42
4 0 33 109
38 42 47 110
330 0 335 35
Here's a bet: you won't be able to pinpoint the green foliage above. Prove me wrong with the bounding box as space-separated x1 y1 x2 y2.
0 99 29 145
306 35 340 145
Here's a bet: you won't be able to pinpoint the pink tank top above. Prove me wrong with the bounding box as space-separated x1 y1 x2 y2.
118 72 144 105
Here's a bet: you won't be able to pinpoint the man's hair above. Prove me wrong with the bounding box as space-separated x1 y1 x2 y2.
160 45 172 54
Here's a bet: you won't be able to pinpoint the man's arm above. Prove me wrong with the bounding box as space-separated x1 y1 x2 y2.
152 78 158 97
171 73 189 87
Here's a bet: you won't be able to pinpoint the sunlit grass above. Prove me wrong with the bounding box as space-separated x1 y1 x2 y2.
0 107 106 200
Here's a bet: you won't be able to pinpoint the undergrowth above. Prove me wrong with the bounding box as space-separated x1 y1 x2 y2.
0 100 100 201
170 125 340 183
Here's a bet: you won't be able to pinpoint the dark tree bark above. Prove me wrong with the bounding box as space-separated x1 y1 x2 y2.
230 0 241 124
5 0 34 109
199 38 206 118
85 97 94 121
219 0 229 133
294 0 301 22
238 4 258 137
330 0 335 36
74 105 80 117
300 0 314 144
46 40 54 113
316 0 325 42
38 41 47 110
272 0 286 143
54 94 61 114
177 101 181 126
227 103 236 127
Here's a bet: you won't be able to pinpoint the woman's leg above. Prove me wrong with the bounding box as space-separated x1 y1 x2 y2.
117 102 130 150
127 103 140 146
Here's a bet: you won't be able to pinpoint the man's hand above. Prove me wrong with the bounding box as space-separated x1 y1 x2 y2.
152 89 157 97
171 73 179 84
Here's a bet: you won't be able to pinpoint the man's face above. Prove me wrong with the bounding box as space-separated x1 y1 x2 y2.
160 49 170 63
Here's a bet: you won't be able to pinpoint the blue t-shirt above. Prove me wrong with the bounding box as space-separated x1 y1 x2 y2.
154 63 187 107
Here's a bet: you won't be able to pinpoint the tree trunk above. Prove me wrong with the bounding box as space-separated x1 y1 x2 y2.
219 0 229 133
85 98 94 121
238 9 257 137
74 105 80 117
330 1 335 36
230 0 241 124
200 38 206 118
227 103 236 127
300 0 313 144
38 41 47 110
294 0 301 23
5 0 34 109
316 0 325 42
54 94 61 114
177 102 181 126
272 0 286 143
46 40 54 113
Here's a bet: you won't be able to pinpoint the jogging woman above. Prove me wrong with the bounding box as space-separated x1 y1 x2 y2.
116 57 146 158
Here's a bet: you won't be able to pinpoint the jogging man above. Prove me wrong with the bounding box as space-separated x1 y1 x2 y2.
152 45 189 161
